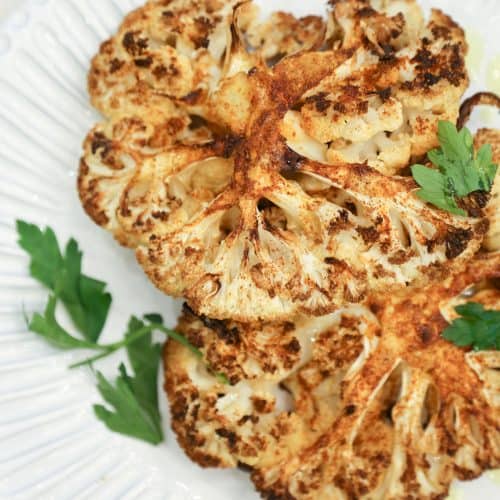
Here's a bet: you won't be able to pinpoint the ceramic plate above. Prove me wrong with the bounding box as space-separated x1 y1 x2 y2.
0 1 499 499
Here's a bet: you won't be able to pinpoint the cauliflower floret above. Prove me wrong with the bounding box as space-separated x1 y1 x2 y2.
252 253 500 500
88 0 242 115
80 0 485 322
286 6 468 175
474 128 500 252
246 12 326 63
164 306 380 468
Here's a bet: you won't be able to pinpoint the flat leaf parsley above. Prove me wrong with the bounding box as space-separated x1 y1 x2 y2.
94 317 164 445
442 302 500 351
411 121 498 216
17 221 227 445
17 221 111 342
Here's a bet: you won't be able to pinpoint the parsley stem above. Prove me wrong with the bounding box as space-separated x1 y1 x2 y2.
69 349 114 369
105 325 155 351
156 325 203 358
69 323 203 370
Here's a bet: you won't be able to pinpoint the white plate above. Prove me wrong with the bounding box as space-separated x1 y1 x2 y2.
0 1 499 499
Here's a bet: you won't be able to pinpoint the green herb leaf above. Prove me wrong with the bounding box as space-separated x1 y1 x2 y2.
17 221 111 342
29 296 101 351
411 121 498 215
17 221 63 289
442 302 500 351
124 317 163 429
94 365 164 445
143 313 164 324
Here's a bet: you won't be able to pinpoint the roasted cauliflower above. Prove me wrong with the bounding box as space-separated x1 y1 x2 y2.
164 305 380 468
79 0 487 322
165 253 500 499
282 2 468 175
475 128 500 252
457 91 500 252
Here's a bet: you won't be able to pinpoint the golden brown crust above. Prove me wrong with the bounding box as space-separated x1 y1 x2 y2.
79 0 484 323
286 6 469 175
163 253 500 499
252 253 500 499
164 305 380 470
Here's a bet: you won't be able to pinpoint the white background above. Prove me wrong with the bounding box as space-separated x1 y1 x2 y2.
0 0 21 21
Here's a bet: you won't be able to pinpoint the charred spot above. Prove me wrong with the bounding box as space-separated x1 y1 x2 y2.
237 461 254 473
375 87 391 102
339 209 350 222
445 228 473 259
192 16 215 49
238 415 259 426
418 324 433 344
219 134 243 158
134 57 153 68
205 318 239 345
356 226 379 244
328 210 350 234
369 301 382 315
388 250 411 265
152 65 168 79
474 218 490 237
357 7 376 18
333 102 347 113
171 395 188 420
450 44 464 71
109 58 125 73
91 132 113 157
431 25 451 40
345 201 358 215
379 43 396 62
188 114 208 131
215 428 237 449
162 10 174 18
281 147 305 174
423 72 441 87
344 283 365 303
426 238 438 253
342 84 360 98
184 246 199 257
181 89 203 105
412 48 436 70
284 338 301 354
457 190 490 217
151 210 169 221
324 256 343 266
356 100 369 114
257 199 276 212
439 67 464 87
344 404 357 415
252 397 272 414
182 303 239 345
122 31 148 56
305 91 331 112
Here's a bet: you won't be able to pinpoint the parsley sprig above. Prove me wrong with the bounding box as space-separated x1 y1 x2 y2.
17 221 226 445
443 302 500 351
94 317 164 445
17 221 112 342
411 121 498 216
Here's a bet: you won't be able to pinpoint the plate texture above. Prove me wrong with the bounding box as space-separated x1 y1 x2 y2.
0 1 499 499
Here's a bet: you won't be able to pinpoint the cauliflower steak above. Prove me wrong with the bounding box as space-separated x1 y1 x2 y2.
165 305 380 468
79 0 487 322
165 253 500 499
